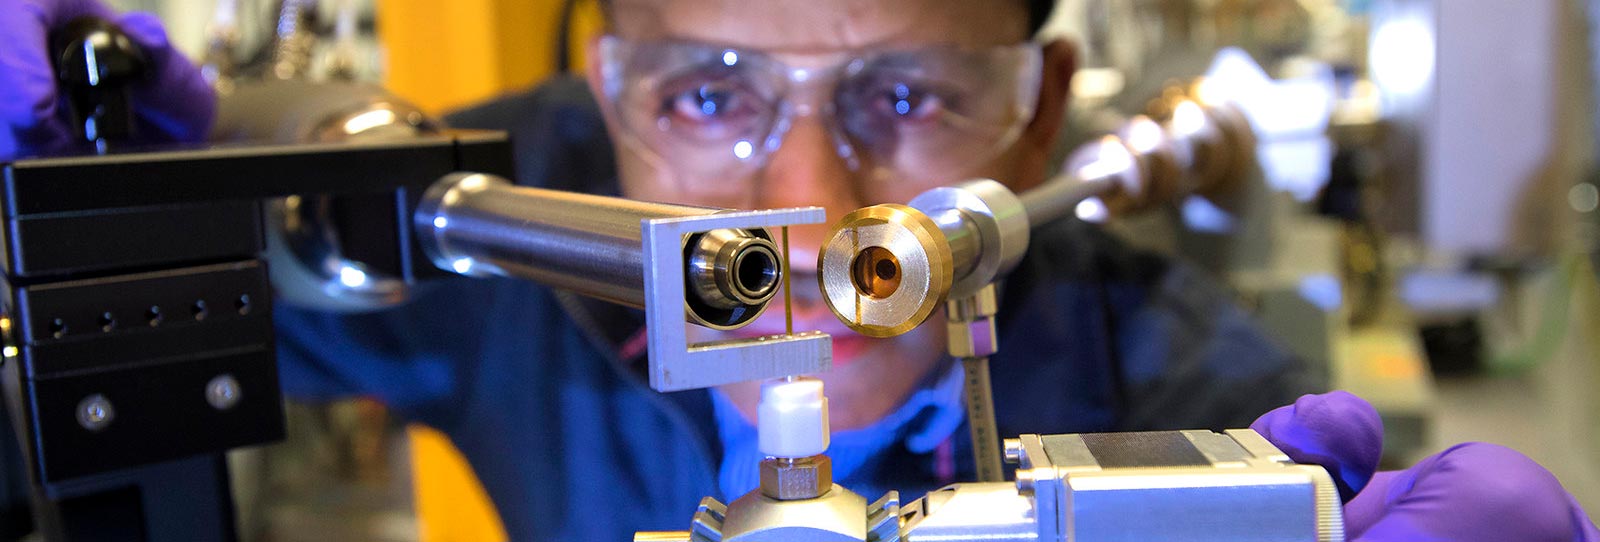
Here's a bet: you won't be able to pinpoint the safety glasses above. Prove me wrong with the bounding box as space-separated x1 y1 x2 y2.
598 36 1043 195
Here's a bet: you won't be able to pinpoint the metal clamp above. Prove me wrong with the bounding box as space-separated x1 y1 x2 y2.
643 208 832 391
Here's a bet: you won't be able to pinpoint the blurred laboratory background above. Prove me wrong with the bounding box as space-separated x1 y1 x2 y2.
44 0 1600 540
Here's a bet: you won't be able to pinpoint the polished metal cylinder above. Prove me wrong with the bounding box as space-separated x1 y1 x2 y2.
923 207 982 281
1018 169 1121 229
416 173 781 328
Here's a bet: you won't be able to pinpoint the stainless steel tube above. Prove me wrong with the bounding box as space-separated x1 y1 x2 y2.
1017 172 1119 229
923 207 982 282
415 173 781 327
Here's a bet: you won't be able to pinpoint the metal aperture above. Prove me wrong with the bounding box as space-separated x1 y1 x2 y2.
818 204 951 338
687 229 782 310
416 172 784 330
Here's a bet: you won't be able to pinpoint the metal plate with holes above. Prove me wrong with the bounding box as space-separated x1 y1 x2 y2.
4 261 283 483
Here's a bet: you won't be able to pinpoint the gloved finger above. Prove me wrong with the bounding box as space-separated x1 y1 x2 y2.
116 11 216 143
1250 390 1382 502
0 0 116 158
1349 442 1598 542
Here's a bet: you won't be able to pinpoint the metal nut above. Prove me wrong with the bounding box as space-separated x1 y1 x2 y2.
759 456 833 500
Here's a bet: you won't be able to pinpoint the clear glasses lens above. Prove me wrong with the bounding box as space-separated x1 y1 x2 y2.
605 39 788 184
601 37 1042 189
833 47 1041 183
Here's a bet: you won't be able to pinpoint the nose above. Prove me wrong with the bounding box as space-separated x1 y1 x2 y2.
751 116 865 272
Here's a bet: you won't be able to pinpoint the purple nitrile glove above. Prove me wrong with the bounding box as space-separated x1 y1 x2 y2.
0 0 214 160
1253 391 1600 541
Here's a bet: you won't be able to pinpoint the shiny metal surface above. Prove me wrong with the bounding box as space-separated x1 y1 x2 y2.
946 286 1000 359
908 180 1030 299
1150 96 1257 205
818 205 952 338
721 484 868 542
759 456 833 501
648 429 1342 542
416 172 710 305
960 357 1003 484
1019 168 1119 229
416 173 785 331
216 80 438 313
948 285 1004 483
817 92 1262 337
1115 115 1186 209
900 483 1038 542
689 229 782 310
641 207 833 391
1012 430 1344 542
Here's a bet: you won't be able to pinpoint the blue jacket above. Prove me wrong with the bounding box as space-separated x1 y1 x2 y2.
272 77 1321 541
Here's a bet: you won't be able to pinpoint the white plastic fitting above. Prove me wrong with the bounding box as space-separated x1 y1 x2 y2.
757 377 830 458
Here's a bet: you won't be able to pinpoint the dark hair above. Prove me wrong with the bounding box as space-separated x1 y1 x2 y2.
1026 0 1058 37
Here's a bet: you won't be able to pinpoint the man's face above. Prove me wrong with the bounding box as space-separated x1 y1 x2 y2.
587 0 1071 423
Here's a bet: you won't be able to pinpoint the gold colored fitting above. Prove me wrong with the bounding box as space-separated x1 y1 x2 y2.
817 204 952 338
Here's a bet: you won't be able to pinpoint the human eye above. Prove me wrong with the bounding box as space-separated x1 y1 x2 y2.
846 74 962 127
654 68 769 133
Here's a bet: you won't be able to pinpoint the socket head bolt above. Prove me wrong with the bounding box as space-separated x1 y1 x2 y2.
77 394 114 432
206 374 241 410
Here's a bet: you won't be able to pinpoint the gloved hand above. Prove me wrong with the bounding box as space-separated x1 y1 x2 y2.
0 0 214 160
1253 391 1600 541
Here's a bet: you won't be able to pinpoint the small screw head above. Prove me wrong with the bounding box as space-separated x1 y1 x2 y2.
206 374 241 410
1003 438 1023 464
77 394 114 432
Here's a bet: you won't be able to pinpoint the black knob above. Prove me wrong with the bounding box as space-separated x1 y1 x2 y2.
52 17 148 153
